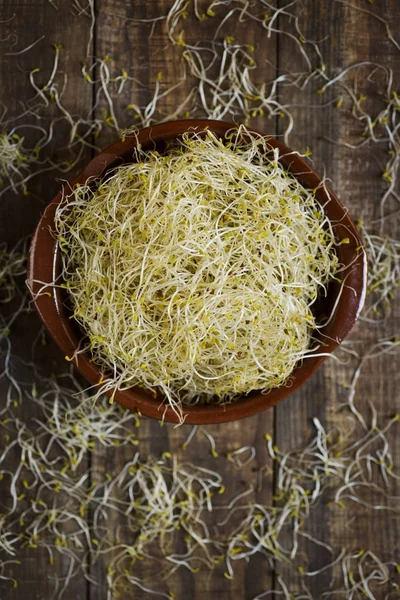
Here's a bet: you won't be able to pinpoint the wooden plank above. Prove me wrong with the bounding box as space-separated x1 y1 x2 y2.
275 0 400 595
0 0 93 245
90 2 276 598
0 2 93 598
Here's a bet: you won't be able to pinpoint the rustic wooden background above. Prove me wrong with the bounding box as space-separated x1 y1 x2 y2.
0 1 399 599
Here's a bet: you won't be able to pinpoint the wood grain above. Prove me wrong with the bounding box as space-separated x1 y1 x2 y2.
0 2 92 599
275 0 400 596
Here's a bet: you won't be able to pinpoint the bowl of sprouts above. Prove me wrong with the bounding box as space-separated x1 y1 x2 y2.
28 120 367 424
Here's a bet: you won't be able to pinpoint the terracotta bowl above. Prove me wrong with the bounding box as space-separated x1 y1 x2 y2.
28 120 367 424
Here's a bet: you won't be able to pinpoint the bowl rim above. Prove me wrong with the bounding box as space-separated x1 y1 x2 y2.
28 119 367 424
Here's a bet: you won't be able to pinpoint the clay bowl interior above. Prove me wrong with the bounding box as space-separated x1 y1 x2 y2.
28 119 367 424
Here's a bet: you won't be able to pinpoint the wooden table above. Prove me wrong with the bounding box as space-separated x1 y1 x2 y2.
0 1 399 599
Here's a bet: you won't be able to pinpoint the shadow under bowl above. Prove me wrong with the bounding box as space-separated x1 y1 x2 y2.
28 119 367 424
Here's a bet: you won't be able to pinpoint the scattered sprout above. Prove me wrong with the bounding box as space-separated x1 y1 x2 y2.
360 225 400 318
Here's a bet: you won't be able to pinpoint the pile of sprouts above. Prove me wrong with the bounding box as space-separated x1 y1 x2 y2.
55 128 339 417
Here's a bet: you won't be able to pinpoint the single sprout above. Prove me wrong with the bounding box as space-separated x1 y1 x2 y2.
203 431 219 458
55 128 340 421
226 444 256 468
181 425 198 450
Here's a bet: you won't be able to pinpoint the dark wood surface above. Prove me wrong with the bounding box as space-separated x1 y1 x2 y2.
0 1 399 599
276 2 400 596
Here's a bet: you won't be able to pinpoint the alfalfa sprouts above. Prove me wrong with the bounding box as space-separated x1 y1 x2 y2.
251 549 400 599
55 127 340 420
1 1 400 596
359 225 400 318
220 405 400 577
0 132 36 195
